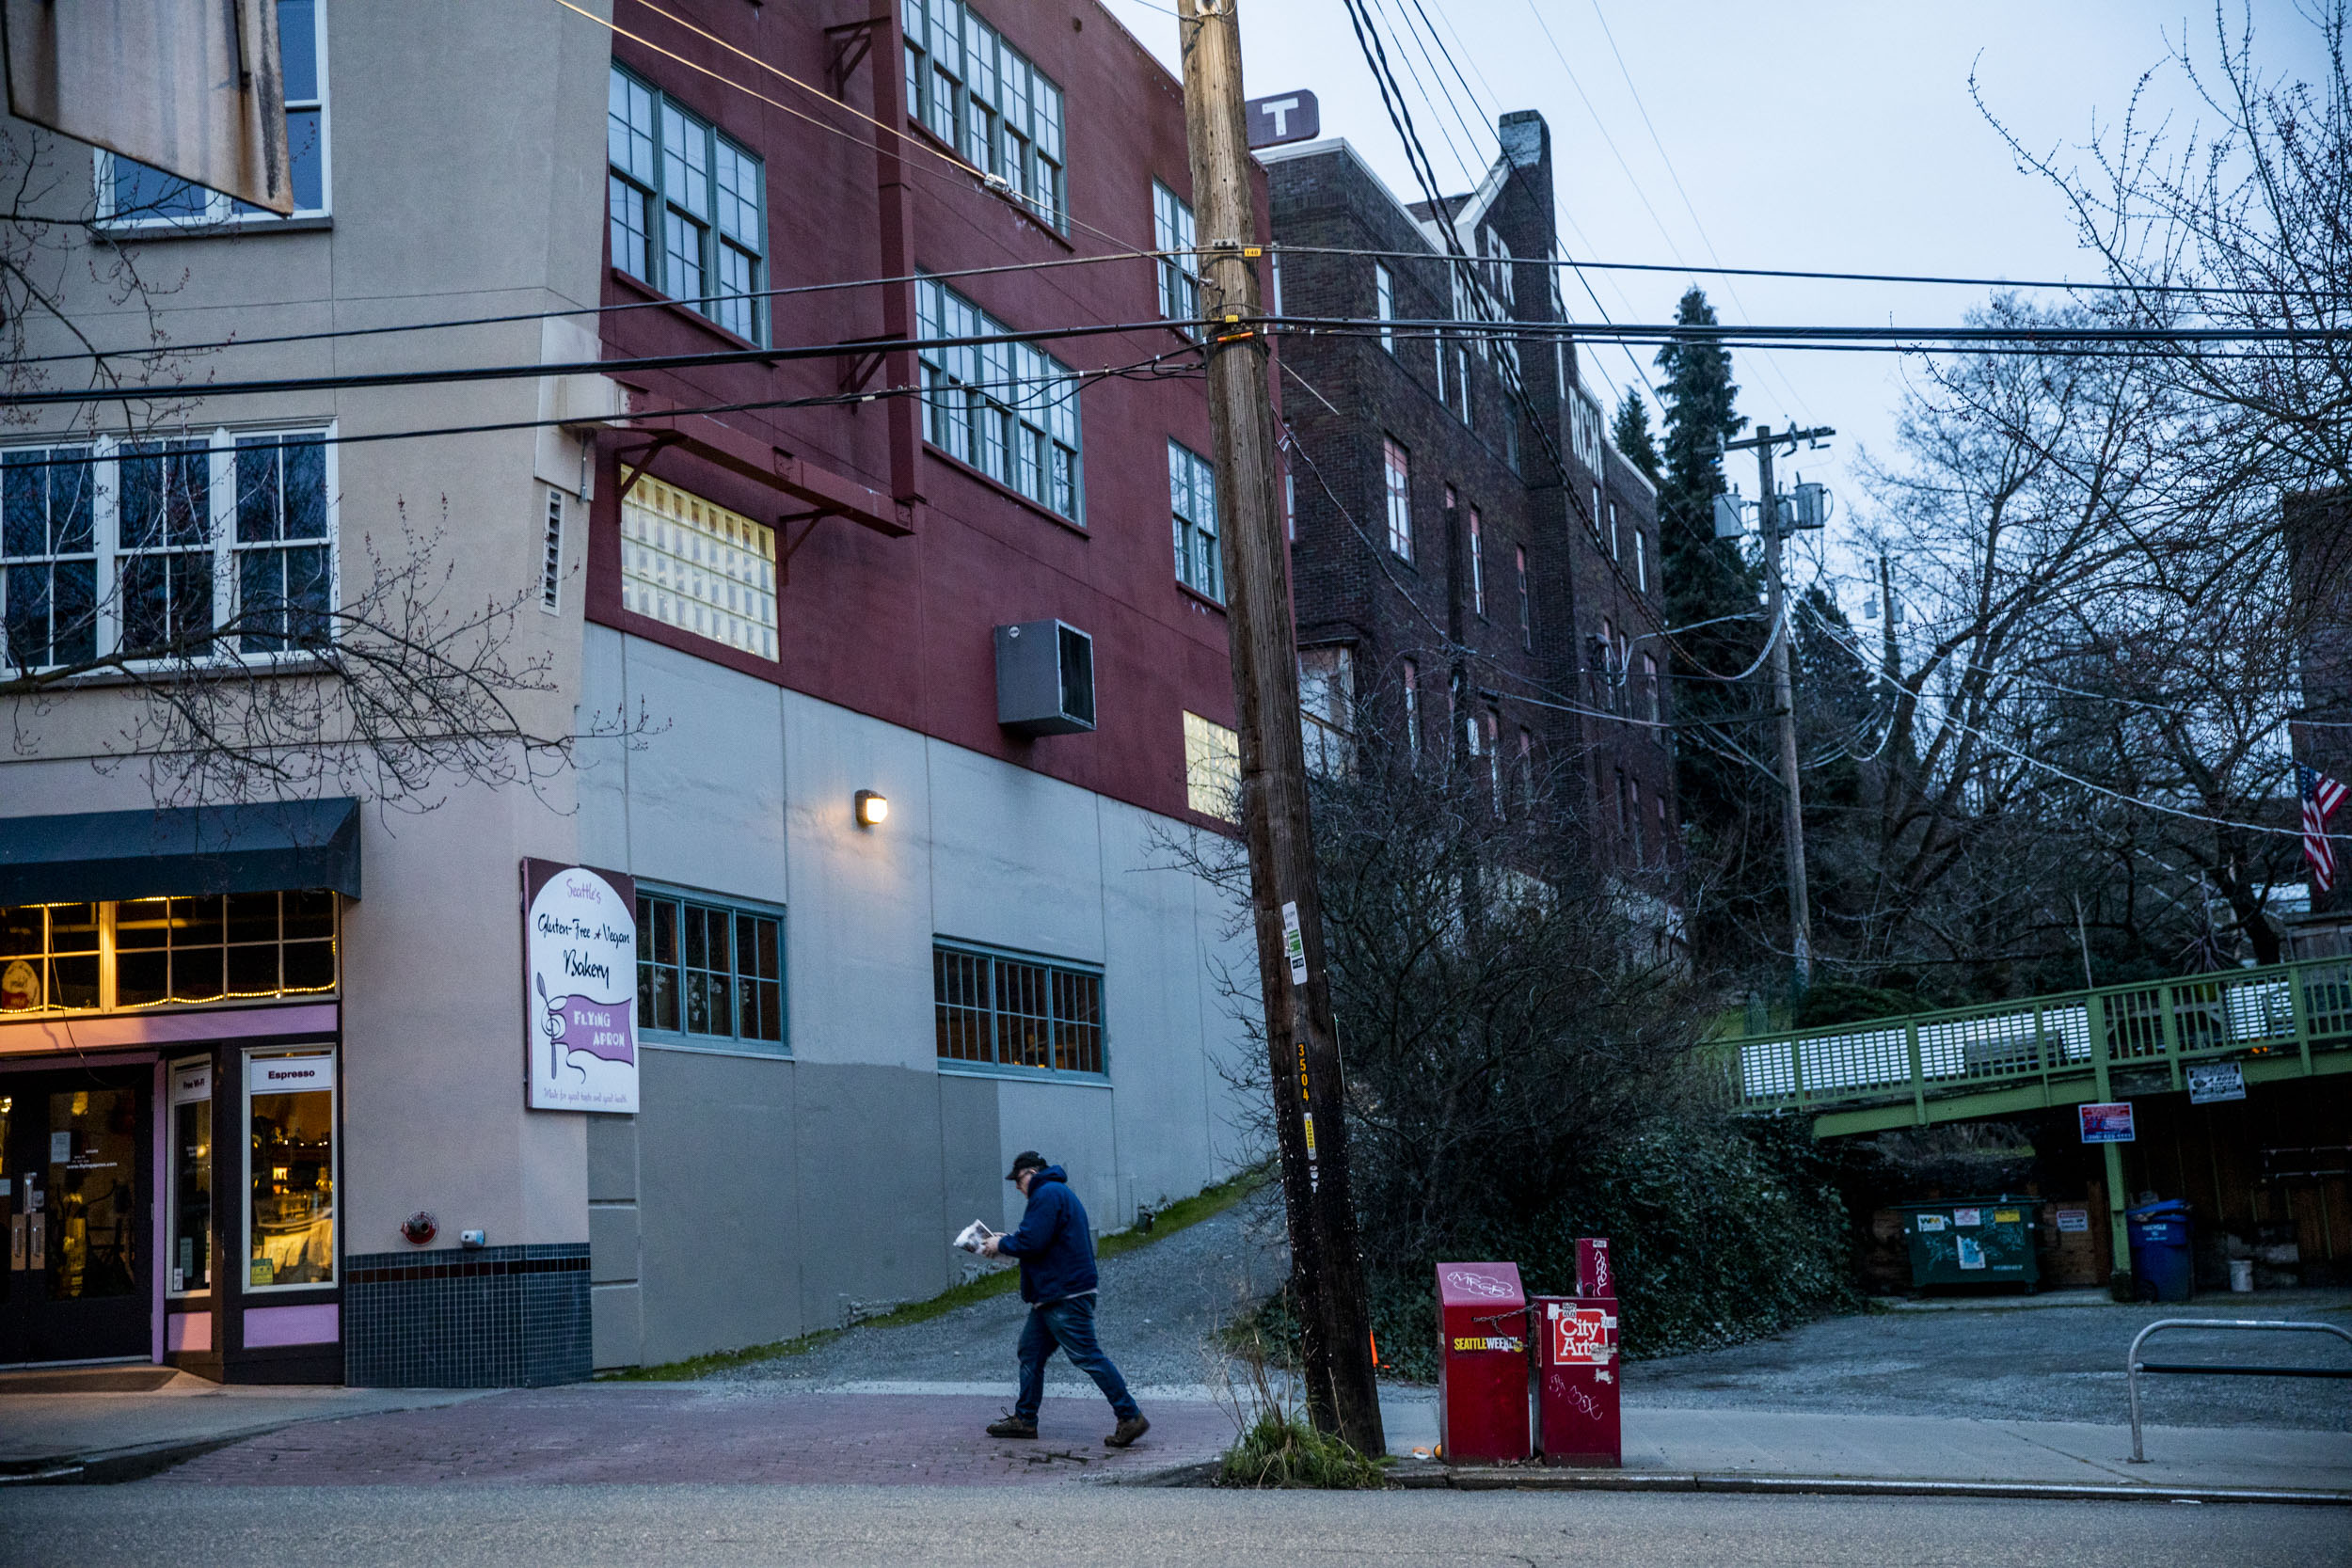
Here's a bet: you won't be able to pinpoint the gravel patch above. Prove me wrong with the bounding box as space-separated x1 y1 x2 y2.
1622 1291 2352 1430
718 1189 1289 1397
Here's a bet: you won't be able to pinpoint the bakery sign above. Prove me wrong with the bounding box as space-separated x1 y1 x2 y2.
522 859 639 1113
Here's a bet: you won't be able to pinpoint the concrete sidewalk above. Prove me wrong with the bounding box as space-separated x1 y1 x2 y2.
7 1369 2346 1499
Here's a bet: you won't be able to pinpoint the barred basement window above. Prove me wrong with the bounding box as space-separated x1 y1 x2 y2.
903 0 1067 232
916 275 1082 522
620 477 779 659
635 888 785 1052
1168 440 1219 601
1184 710 1240 821
932 942 1104 1075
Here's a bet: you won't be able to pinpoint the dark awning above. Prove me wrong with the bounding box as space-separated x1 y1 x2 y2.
0 799 362 907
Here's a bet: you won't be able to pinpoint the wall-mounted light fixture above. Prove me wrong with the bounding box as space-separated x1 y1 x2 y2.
854 789 890 829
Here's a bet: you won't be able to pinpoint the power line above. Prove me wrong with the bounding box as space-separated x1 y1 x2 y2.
1273 244 2337 299
0 317 1204 410
17 251 1182 370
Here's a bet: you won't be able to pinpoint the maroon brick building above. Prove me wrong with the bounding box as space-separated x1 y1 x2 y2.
1263 112 1679 917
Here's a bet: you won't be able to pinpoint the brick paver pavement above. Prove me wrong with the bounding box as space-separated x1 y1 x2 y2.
148 1386 1235 1487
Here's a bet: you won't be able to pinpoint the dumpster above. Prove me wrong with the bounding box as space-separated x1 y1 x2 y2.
1533 1292 1620 1466
1894 1196 2044 1291
1436 1261 1531 1463
2126 1199 2194 1303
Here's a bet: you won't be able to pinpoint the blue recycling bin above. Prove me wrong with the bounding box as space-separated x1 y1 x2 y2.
2126 1200 2194 1302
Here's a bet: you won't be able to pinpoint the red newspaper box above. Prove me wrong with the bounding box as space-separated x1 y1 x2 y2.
1436 1261 1531 1463
1533 1293 1621 1466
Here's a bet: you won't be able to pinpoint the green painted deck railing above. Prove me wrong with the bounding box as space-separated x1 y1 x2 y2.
1715 957 2352 1137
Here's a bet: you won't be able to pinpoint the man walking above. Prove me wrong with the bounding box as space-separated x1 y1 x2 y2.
982 1150 1149 1448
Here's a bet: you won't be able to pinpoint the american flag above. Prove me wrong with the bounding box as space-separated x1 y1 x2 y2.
2304 765 2350 893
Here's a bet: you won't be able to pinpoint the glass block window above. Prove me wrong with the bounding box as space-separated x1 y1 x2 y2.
915 275 1083 522
0 894 336 1016
1153 182 1200 326
1169 440 1219 602
2 430 335 673
635 889 785 1052
903 0 1067 232
932 942 1104 1075
1184 710 1241 821
620 477 779 659
101 0 327 224
608 65 766 343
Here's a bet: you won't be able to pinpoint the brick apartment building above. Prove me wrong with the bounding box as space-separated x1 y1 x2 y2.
1262 112 1680 920
2289 486 2352 933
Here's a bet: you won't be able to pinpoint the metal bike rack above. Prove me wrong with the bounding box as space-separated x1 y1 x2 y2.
2126 1318 2352 1462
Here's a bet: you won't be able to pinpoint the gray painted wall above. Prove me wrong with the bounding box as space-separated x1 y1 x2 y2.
577 626 1260 1368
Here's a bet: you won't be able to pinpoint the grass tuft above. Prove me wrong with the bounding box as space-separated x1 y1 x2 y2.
1216 1408 1391 1489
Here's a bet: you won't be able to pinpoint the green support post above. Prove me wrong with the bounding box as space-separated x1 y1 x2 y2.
1907 1019 1926 1126
2291 958 2313 1077
2087 990 2133 1297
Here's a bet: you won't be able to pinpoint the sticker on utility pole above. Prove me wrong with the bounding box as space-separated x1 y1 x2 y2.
2186 1062 2246 1104
1281 900 1308 987
2078 1101 2136 1143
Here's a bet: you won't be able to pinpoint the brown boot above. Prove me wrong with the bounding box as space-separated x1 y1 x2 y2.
986 1416 1038 1439
1104 1414 1150 1449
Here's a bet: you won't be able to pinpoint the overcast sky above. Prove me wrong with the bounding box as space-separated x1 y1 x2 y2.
1104 0 2326 603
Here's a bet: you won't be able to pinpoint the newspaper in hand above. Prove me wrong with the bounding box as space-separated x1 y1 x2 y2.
953 1219 999 1254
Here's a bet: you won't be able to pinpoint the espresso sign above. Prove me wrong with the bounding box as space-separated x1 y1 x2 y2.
523 860 639 1113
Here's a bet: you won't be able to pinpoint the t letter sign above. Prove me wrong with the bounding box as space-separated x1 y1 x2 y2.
1247 90 1320 150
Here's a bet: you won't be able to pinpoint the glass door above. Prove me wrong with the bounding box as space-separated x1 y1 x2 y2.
0 1067 152 1365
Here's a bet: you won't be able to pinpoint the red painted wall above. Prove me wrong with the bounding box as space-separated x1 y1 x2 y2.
589 0 1269 827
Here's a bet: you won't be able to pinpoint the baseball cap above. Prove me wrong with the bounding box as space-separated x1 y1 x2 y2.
1007 1150 1047 1180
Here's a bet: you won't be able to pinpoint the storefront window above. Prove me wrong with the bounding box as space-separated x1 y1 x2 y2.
0 893 334 1016
246 1052 333 1290
168 1058 212 1295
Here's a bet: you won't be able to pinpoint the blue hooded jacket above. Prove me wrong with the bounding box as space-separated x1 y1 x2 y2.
997 1165 1099 1305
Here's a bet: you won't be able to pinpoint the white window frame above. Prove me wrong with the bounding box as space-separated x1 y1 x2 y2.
242 1047 338 1294
1169 439 1220 602
1382 436 1412 562
1153 182 1200 329
95 0 331 228
2 428 340 675
1467 506 1484 617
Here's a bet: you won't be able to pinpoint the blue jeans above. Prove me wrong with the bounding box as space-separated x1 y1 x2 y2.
1015 1294 1140 1422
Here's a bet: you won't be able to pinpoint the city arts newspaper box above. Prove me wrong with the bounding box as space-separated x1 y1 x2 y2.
1533 1238 1621 1466
1436 1261 1531 1462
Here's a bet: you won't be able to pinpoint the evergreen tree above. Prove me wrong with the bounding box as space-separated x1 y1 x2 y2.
1652 288 1773 977
1612 390 1661 486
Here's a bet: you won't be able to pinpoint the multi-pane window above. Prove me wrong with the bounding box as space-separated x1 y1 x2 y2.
1375 263 1395 354
634 890 785 1052
1634 527 1647 594
1153 182 1200 327
1169 441 1220 601
102 0 327 223
1467 507 1484 616
903 0 1067 232
1 446 95 670
620 476 779 658
1299 646 1353 778
609 66 766 343
0 894 337 1015
916 276 1082 521
1184 710 1241 820
1382 437 1412 562
933 943 1104 1075
1516 546 1532 651
2 432 334 673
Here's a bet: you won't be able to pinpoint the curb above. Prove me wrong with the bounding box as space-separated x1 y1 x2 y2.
0 1432 259 1488
1425 1465 2352 1506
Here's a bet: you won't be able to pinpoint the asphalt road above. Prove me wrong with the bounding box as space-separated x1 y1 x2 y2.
1624 1294 2352 1431
5 1483 2337 1567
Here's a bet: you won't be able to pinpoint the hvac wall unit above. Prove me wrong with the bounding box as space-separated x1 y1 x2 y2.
994 621 1096 736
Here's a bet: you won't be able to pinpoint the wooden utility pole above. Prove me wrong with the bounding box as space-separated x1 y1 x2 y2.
1177 0 1385 1454
1725 421 1833 997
